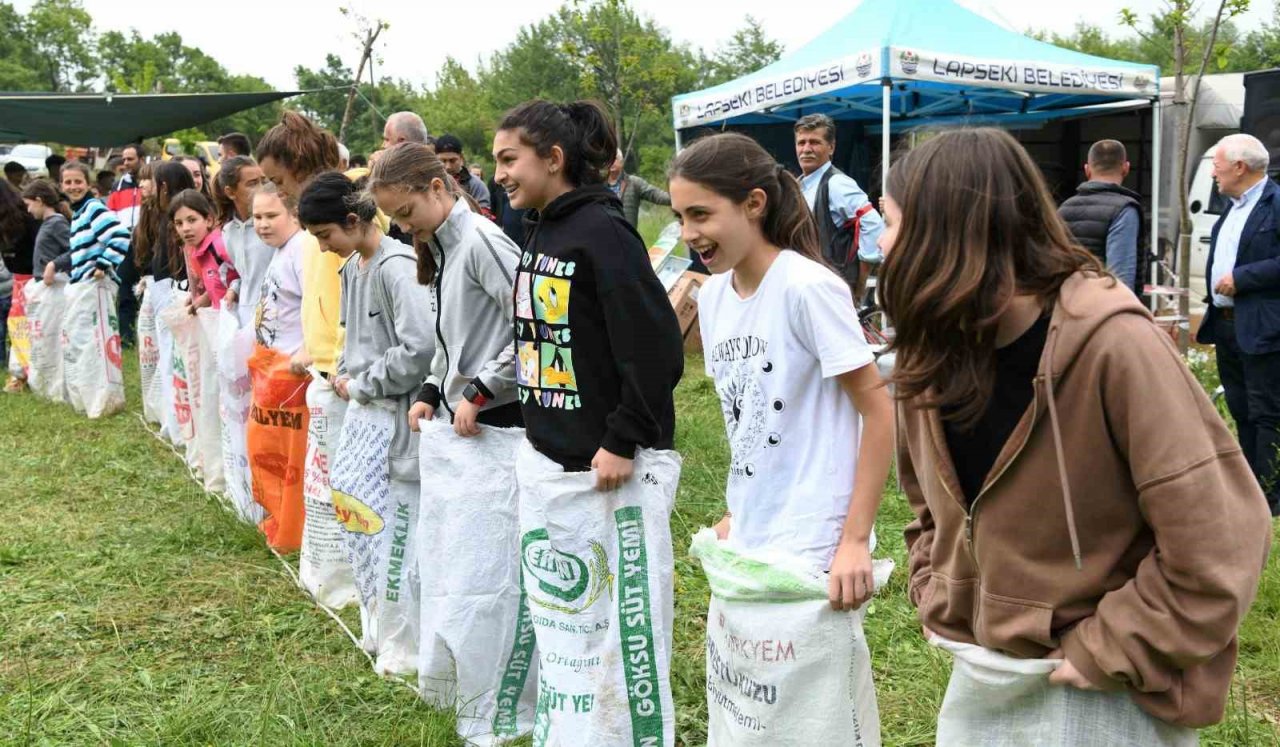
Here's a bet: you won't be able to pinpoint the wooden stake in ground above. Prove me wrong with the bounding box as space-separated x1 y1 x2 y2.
337 7 389 144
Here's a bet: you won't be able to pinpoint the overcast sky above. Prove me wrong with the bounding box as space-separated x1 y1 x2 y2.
13 0 1278 91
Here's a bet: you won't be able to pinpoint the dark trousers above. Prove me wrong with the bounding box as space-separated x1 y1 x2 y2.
0 294 10 364
116 254 139 348
1214 312 1280 514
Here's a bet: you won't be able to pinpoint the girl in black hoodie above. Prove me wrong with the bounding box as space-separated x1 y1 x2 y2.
492 100 684 490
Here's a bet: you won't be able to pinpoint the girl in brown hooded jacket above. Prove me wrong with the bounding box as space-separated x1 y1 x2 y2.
880 128 1271 740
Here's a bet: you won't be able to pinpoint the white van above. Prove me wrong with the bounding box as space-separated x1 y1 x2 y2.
1186 151 1230 303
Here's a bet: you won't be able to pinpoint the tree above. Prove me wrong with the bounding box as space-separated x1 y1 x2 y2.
336 7 390 143
421 58 498 166
705 16 785 86
1122 0 1250 351
294 54 422 156
553 0 701 160
25 0 97 92
0 3 49 91
1030 23 1143 61
485 18 583 112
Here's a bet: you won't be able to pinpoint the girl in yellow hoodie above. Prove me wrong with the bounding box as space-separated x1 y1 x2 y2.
881 128 1270 744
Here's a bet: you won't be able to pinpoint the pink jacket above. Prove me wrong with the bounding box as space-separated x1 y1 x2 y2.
185 228 239 310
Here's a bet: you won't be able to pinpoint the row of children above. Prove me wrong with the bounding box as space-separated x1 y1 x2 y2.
15 97 1273 745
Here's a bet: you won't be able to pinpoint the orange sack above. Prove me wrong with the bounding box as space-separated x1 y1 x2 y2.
246 344 311 551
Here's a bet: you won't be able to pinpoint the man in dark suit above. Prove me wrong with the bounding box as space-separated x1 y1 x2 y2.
1196 134 1280 515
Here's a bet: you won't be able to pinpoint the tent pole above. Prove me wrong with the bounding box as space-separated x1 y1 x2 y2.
881 80 891 194
1150 96 1161 311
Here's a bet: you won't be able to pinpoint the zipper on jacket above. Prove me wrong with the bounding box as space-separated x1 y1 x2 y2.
961 385 1040 573
432 237 454 420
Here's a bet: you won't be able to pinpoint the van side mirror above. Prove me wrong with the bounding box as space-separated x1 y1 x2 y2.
1190 200 1202 214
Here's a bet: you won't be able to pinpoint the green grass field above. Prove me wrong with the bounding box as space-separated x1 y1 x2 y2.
1 347 1277 746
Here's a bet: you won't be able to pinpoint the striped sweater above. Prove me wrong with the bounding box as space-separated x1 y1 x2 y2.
55 199 131 283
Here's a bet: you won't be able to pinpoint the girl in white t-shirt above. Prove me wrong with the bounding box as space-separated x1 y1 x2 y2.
669 132 894 609
251 182 305 355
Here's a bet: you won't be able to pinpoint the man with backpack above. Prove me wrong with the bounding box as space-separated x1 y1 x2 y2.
795 114 883 296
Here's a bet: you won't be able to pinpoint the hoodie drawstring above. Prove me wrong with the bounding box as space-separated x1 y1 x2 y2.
1042 325 1083 571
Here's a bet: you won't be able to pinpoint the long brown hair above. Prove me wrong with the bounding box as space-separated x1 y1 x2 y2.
668 132 822 263
880 127 1104 427
367 142 476 285
134 161 195 274
256 110 340 184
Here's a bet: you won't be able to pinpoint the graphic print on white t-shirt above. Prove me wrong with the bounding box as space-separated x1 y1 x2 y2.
712 338 781 482
699 251 875 569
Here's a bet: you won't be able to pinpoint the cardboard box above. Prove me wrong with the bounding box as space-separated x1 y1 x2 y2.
667 271 707 352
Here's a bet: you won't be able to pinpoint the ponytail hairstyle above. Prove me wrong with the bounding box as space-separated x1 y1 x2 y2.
256 110 341 185
367 142 478 285
215 155 258 223
880 127 1104 428
22 178 71 220
298 170 378 228
669 132 823 263
497 99 617 188
136 161 196 275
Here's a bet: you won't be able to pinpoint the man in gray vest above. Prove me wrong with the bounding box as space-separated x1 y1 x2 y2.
1058 140 1143 294
795 114 883 296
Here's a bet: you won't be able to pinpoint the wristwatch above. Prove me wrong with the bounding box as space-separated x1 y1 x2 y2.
462 382 489 407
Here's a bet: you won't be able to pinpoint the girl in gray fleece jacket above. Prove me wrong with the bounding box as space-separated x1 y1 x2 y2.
298 171 436 471
368 143 522 436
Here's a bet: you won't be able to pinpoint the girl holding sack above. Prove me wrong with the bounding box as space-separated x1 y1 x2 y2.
669 132 894 746
297 171 434 673
369 143 534 743
885 128 1271 745
493 100 685 747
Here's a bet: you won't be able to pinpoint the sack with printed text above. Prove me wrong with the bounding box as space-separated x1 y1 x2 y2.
299 377 356 609
149 279 182 445
61 277 124 418
138 277 163 425
418 420 537 746
7 274 32 385
690 529 893 746
195 308 225 492
25 279 68 402
245 343 310 551
330 398 419 674
161 296 202 473
516 442 680 747
215 306 261 524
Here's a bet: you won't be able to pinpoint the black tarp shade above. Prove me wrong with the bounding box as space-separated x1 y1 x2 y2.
0 90 307 145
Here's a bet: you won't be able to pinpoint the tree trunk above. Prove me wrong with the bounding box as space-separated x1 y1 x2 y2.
339 26 381 143
1174 0 1230 352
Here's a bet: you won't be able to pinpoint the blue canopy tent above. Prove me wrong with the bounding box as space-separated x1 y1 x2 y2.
672 0 1162 254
